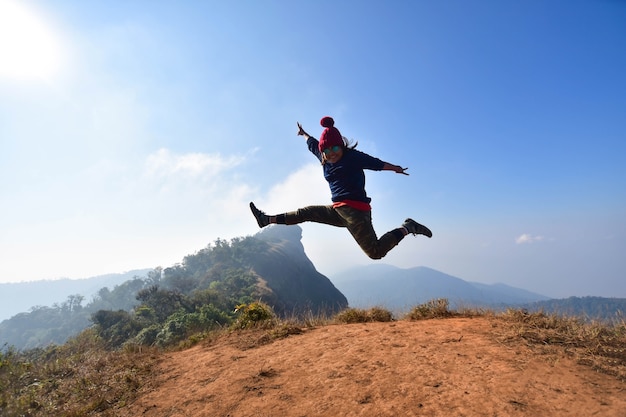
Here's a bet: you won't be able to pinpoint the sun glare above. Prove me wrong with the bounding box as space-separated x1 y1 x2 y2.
0 0 64 81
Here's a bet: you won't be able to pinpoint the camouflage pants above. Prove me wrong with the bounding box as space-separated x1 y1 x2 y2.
284 205 405 259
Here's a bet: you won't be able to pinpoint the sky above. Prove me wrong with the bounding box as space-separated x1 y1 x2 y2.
0 0 624 299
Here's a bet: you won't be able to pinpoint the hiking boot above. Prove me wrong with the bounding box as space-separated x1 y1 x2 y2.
403 218 432 238
249 202 270 228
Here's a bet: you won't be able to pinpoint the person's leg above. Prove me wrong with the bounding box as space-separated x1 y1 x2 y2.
249 202 345 228
283 205 345 227
335 206 405 260
250 202 430 259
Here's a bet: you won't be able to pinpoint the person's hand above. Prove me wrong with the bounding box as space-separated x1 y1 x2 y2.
297 122 309 138
383 163 409 175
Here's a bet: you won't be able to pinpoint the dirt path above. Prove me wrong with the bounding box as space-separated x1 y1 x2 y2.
119 317 625 417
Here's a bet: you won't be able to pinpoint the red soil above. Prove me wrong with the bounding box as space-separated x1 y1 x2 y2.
119 317 625 417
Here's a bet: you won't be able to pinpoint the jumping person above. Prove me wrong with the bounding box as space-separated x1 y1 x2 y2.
249 116 431 260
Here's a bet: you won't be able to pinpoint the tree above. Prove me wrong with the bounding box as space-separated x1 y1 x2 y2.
135 286 188 322
91 310 142 349
63 294 85 313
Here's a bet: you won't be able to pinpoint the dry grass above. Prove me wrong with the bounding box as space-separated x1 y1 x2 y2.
405 298 456 320
0 328 160 417
495 308 626 381
333 306 394 324
2 299 624 416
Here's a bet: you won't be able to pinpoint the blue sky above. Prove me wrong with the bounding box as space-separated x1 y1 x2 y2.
1 0 624 298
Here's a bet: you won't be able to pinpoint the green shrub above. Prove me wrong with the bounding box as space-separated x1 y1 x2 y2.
134 324 161 346
232 302 276 329
154 311 190 347
197 304 232 328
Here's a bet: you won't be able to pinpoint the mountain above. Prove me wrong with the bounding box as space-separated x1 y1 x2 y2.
247 225 348 315
0 269 152 322
523 296 626 322
331 264 551 310
6 225 622 352
0 226 347 350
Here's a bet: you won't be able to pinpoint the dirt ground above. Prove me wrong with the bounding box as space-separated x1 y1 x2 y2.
119 317 625 417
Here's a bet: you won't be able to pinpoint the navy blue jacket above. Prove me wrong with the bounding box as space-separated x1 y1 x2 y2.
307 137 385 203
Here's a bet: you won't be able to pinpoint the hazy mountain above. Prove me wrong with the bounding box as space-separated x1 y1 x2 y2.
331 264 551 310
523 296 626 323
249 225 348 315
2 224 623 352
0 269 152 322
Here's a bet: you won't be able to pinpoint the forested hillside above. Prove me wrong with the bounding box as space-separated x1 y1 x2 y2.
0 226 346 350
0 275 152 350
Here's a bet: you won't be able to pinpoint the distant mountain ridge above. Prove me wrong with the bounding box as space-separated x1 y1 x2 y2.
330 264 625 322
331 264 551 310
523 296 626 322
2 226 623 351
0 270 151 322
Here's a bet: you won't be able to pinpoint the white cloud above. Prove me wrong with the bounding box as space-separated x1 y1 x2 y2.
259 163 330 212
0 147 260 282
144 148 246 180
515 233 545 244
134 148 255 233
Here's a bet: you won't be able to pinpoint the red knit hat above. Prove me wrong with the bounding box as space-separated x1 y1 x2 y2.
319 116 343 152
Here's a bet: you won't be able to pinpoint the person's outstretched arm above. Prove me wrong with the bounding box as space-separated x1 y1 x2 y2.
382 163 409 175
298 122 323 161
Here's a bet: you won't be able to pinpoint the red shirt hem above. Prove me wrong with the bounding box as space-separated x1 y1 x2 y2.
332 200 372 211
